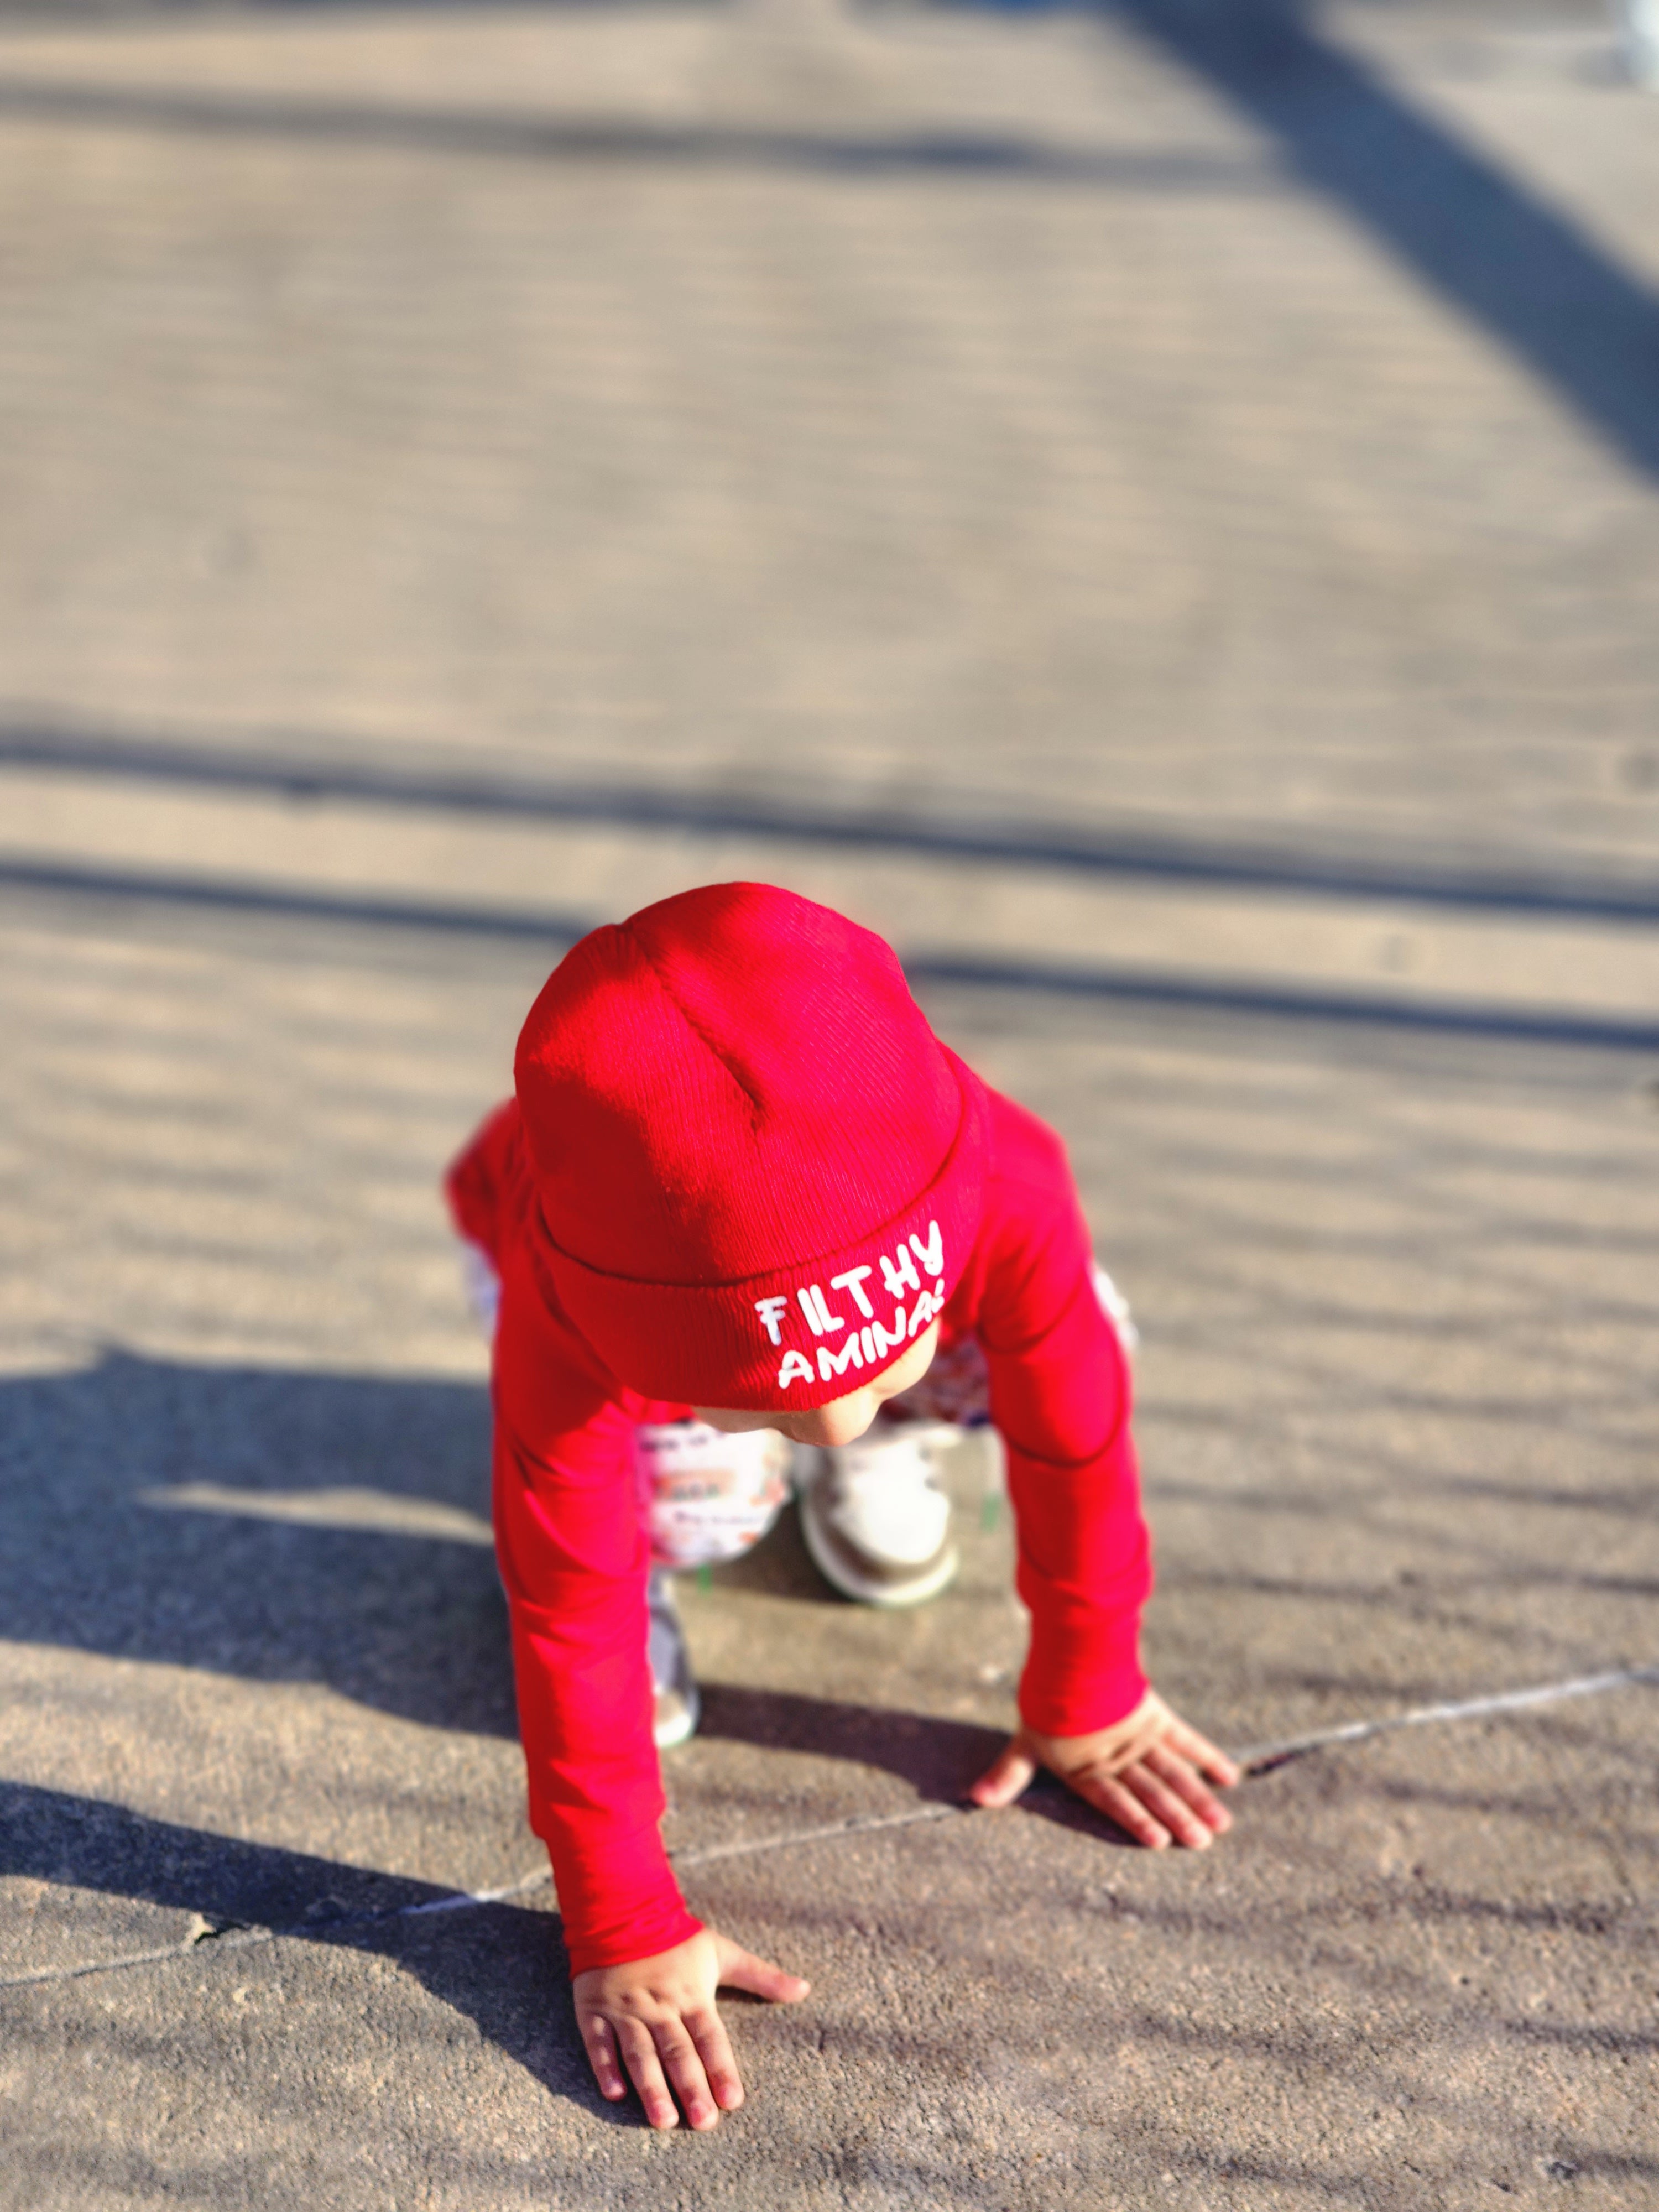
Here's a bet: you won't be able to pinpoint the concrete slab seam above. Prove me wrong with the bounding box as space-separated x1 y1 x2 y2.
4 1662 1654 1997
1231 1661 1659 1773
670 1801 963 1871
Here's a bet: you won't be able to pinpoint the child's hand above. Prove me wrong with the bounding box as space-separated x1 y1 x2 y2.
968 1689 1240 1849
572 1927 810 2130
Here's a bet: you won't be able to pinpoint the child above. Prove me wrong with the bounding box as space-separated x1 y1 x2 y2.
445 883 1238 2132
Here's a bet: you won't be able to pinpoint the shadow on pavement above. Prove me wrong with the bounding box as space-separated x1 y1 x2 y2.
6 1348 1652 1759
0 74 1277 189
695 1682 1156 1858
2 1350 1155 1851
694 1682 1139 1842
8 856 1659 1056
8 718 1659 925
1014 0 1659 482
697 1681 1006 1798
0 1779 617 2116
0 1351 517 1740
1 0 1653 480
0 1350 1040 1777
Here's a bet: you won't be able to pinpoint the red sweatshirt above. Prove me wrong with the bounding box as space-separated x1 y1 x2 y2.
446 1079 1152 1976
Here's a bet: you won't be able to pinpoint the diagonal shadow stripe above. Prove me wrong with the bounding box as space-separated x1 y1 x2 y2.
5 854 1658 1053
3 3 1655 483
1108 0 1659 478
6 722 1658 923
0 1783 474 1938
0 73 1282 189
0 1782 607 2112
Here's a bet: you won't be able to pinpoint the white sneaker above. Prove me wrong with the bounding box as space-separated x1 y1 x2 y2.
797 1423 961 1608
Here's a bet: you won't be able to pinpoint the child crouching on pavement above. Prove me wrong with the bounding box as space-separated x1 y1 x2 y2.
445 883 1238 2131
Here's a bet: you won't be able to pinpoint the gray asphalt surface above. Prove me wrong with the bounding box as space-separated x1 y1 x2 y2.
3 2 1658 2205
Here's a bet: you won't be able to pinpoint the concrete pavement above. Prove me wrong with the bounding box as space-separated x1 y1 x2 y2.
2 0 1658 2204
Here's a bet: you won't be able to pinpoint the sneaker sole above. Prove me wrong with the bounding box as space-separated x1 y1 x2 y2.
799 1496 961 1609
653 1682 701 1751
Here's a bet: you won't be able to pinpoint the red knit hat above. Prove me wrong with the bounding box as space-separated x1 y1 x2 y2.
514 883 987 1407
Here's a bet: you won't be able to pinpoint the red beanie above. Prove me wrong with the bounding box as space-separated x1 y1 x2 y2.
513 883 987 1408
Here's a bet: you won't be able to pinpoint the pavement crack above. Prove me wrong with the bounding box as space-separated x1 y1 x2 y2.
1240 1747 1312 1779
185 1913 256 1946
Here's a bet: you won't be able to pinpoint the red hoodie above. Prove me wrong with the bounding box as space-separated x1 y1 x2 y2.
446 1079 1151 1976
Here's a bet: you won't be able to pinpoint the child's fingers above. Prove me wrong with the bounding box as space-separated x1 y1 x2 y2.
615 2017 681 2129
1161 1718 1241 1789
577 2011 628 2101
1110 1761 1213 1849
651 2021 721 2131
1141 1743 1233 1836
684 2002 745 2111
714 1939 811 2004
967 1738 1039 1808
1076 1769 1173 1849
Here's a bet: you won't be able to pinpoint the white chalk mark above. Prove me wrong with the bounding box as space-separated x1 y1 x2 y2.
6 1659 1656 1994
399 1865 552 1915
138 1483 495 1546
1233 1662 1659 1772
0 1921 281 1991
670 1802 960 1870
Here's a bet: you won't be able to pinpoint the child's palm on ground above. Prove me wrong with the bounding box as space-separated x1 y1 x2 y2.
969 1689 1239 1849
573 1928 810 2130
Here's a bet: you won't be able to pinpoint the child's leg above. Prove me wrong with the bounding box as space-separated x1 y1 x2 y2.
454 1241 760 1749
646 1567 701 1749
458 1238 502 1338
634 1421 794 1571
635 1421 794 1749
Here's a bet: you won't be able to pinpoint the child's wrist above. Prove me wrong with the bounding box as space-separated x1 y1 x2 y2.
1021 1689 1169 1774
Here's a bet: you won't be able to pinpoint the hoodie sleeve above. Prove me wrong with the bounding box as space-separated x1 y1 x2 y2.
968 1094 1153 1738
450 1100 702 1976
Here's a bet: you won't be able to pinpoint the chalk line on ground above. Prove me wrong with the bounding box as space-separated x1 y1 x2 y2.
1230 1661 1659 1773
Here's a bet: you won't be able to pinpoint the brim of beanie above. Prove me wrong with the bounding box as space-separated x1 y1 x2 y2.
537 1053 990 1410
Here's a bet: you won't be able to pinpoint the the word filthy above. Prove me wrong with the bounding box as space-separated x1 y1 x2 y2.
753 1224 946 1388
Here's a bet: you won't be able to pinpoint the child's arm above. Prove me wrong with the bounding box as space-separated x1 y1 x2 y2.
491 1245 810 2127
968 1689 1239 1844
972 1092 1233 1837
